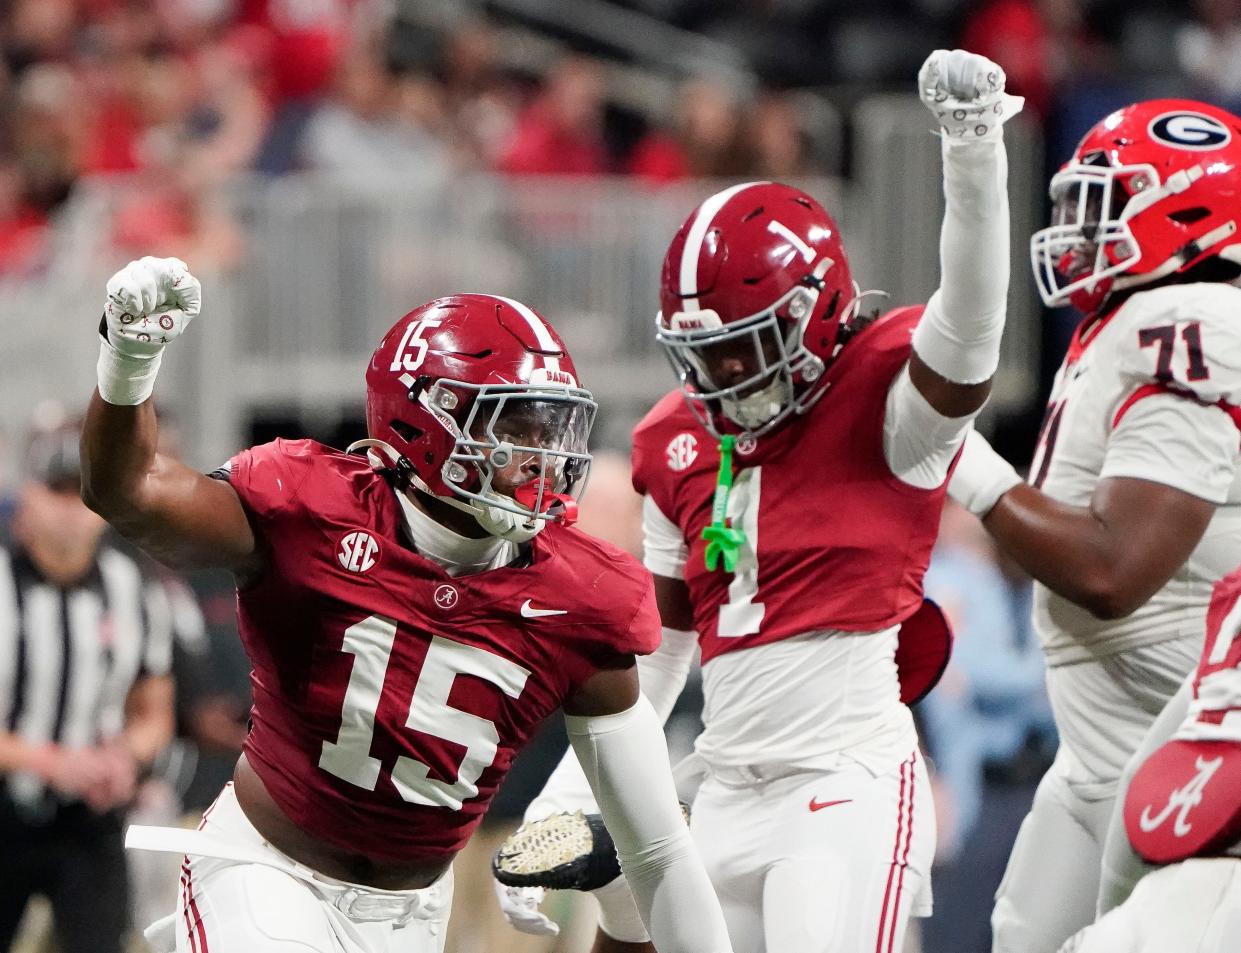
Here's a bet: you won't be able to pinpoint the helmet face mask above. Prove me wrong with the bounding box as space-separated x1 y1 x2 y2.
445 386 595 532
658 279 826 436
363 295 597 541
1031 159 1150 312
1029 100 1241 316
657 182 855 439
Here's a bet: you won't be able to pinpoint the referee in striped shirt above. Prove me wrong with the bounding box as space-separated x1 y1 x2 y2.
0 424 175 953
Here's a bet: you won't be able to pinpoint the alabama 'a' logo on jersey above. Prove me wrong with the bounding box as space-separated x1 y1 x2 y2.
338 531 381 574
666 433 699 471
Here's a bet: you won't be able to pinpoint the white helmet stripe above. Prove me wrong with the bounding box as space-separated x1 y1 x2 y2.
491 294 561 372
679 181 768 311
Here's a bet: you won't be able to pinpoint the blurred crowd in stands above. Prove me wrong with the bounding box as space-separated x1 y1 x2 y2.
2 0 1240 279
1 2 1233 949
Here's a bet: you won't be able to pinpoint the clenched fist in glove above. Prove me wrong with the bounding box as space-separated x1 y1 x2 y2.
97 256 202 405
918 48 1024 140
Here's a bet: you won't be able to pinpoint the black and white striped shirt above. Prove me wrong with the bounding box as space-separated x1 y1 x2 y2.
0 539 174 810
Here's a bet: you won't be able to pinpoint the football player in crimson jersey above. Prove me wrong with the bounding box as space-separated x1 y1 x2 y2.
78 260 733 953
947 99 1241 953
1054 566 1241 953
496 49 1023 953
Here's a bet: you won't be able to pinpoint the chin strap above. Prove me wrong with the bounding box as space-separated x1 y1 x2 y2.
346 438 415 486
701 436 747 573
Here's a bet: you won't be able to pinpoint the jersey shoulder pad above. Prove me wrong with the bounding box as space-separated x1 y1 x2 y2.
836 304 924 363
226 439 360 521
1112 283 1241 405
631 391 701 497
633 391 695 444
542 528 661 657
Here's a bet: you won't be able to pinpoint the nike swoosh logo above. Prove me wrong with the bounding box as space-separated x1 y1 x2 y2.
808 798 852 812
520 599 568 618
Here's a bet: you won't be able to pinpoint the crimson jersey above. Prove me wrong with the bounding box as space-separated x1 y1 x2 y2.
223 439 659 863
632 307 948 664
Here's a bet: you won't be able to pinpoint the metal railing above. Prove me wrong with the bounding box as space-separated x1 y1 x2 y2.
0 103 1044 479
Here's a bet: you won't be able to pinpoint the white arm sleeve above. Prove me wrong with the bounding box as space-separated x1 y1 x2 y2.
1101 393 1241 503
523 629 698 822
567 696 732 953
642 495 689 579
1097 674 1194 915
883 362 977 488
637 627 698 722
910 134 1011 385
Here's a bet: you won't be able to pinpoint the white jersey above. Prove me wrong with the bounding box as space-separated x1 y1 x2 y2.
1030 283 1241 666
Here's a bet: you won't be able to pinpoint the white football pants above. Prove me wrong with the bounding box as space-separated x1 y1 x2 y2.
160 785 452 953
992 637 1199 953
1062 859 1241 953
691 747 934 953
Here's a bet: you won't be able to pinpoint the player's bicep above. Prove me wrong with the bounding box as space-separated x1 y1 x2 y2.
907 348 992 418
119 459 261 575
641 496 687 579
653 574 693 631
884 361 975 488
1090 476 1216 611
1091 391 1237 607
563 663 640 719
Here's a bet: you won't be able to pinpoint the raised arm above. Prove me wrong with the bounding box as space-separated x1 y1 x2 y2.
908 48 1023 418
80 257 261 575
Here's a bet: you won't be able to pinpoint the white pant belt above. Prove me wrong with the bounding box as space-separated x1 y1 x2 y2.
126 824 279 867
125 825 446 924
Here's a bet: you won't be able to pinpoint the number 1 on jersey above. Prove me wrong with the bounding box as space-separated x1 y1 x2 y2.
717 466 766 637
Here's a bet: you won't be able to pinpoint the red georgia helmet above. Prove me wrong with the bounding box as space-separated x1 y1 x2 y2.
1031 99 1241 315
363 294 596 538
657 181 859 438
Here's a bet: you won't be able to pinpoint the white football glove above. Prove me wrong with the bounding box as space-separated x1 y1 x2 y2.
97 256 202 405
947 427 1023 518
493 882 560 937
918 49 1024 140
103 256 201 359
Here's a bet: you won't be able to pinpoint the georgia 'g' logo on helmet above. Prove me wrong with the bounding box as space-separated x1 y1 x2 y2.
1031 98 1241 315
1149 112 1232 150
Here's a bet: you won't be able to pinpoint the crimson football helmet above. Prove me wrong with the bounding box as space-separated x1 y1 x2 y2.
656 181 861 438
360 294 596 542
1031 99 1241 315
